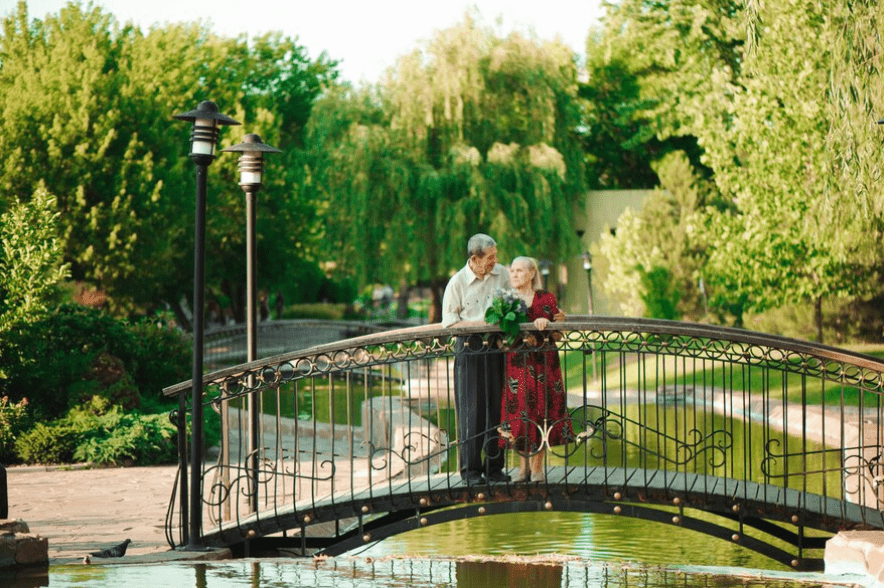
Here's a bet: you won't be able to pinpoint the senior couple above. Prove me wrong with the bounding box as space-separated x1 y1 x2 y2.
441 233 572 485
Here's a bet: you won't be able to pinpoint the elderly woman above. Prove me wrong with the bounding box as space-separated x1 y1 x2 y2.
499 256 573 483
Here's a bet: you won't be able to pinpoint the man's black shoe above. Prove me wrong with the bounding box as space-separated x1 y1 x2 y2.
486 470 511 483
462 472 486 485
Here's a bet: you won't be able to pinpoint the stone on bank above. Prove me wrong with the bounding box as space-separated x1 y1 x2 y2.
0 520 48 568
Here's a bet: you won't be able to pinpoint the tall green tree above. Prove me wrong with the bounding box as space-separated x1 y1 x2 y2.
580 33 709 189
0 2 336 322
597 151 707 318
592 0 884 339
312 15 585 320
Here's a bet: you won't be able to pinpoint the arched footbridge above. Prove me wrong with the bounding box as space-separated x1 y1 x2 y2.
162 317 884 570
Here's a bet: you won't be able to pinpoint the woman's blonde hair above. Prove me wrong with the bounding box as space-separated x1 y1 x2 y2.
511 256 543 291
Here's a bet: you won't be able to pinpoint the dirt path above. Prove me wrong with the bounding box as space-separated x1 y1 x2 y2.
6 464 178 564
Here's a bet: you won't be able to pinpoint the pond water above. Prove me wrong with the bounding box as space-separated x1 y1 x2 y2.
2 513 859 588
2 556 859 588
2 401 858 588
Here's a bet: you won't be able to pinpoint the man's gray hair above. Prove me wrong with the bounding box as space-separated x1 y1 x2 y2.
467 233 496 257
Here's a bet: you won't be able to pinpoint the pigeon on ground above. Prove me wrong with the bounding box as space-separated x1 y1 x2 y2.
89 539 131 558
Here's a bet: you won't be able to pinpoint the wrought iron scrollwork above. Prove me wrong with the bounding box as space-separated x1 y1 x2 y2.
562 404 732 468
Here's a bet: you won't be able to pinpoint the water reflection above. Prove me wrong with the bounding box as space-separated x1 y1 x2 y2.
456 560 562 587
362 512 777 570
6 558 851 588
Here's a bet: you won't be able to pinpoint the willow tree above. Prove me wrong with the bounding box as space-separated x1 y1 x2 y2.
695 1 880 339
593 0 884 339
314 15 585 320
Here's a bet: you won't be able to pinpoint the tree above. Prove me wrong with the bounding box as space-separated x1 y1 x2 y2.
0 189 70 335
580 33 709 189
0 2 337 322
591 0 884 339
597 151 706 319
312 15 585 320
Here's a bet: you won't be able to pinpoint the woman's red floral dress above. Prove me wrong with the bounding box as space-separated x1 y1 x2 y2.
499 290 573 451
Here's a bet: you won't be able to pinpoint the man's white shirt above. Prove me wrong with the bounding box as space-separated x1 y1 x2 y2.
441 262 511 328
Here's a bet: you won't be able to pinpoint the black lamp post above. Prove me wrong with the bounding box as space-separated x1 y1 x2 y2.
173 100 240 550
539 259 552 291
582 250 594 315
221 134 281 513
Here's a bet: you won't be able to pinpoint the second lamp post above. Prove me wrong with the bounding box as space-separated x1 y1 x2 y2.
221 134 282 513
222 134 282 512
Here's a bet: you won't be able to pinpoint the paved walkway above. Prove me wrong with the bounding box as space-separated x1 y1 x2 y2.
6 464 184 565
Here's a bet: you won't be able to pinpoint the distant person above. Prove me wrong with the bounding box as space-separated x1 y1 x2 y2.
259 290 270 321
442 233 512 485
275 290 285 320
498 256 572 483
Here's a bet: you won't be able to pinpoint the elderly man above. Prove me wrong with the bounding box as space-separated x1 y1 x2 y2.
442 233 512 484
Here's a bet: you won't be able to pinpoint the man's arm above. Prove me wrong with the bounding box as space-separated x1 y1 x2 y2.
440 274 462 328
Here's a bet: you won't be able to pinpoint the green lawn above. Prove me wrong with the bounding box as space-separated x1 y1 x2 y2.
561 345 884 408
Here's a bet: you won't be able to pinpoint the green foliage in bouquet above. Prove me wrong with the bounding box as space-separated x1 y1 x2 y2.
485 289 530 345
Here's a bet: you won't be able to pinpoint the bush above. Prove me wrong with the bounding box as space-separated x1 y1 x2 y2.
14 396 179 466
72 414 178 466
281 303 347 320
15 422 79 464
0 304 190 419
126 311 191 398
318 275 358 304
0 396 31 464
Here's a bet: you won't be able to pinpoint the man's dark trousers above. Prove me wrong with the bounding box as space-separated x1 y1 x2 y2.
453 337 505 479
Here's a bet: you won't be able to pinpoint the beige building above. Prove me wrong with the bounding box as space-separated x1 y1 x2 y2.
559 189 654 316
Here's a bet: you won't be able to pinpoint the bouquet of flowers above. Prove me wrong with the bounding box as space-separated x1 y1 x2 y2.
485 288 529 345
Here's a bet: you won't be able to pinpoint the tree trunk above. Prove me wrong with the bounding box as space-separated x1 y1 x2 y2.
396 280 410 320
815 295 824 344
169 298 192 332
429 276 445 324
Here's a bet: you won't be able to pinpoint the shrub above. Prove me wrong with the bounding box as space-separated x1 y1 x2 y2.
282 303 347 320
318 275 358 304
14 396 179 466
0 304 190 419
15 422 79 464
127 311 191 398
0 396 31 464
72 412 178 466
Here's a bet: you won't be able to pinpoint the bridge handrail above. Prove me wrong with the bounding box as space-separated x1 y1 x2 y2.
201 319 409 342
163 316 884 398
164 315 884 567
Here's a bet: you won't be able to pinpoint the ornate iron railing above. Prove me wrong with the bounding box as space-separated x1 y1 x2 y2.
201 319 407 370
163 317 884 569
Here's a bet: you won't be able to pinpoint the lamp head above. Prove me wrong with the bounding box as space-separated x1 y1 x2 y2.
221 134 282 190
173 101 240 160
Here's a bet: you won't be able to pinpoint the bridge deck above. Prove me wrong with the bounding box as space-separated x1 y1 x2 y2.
199 466 883 548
